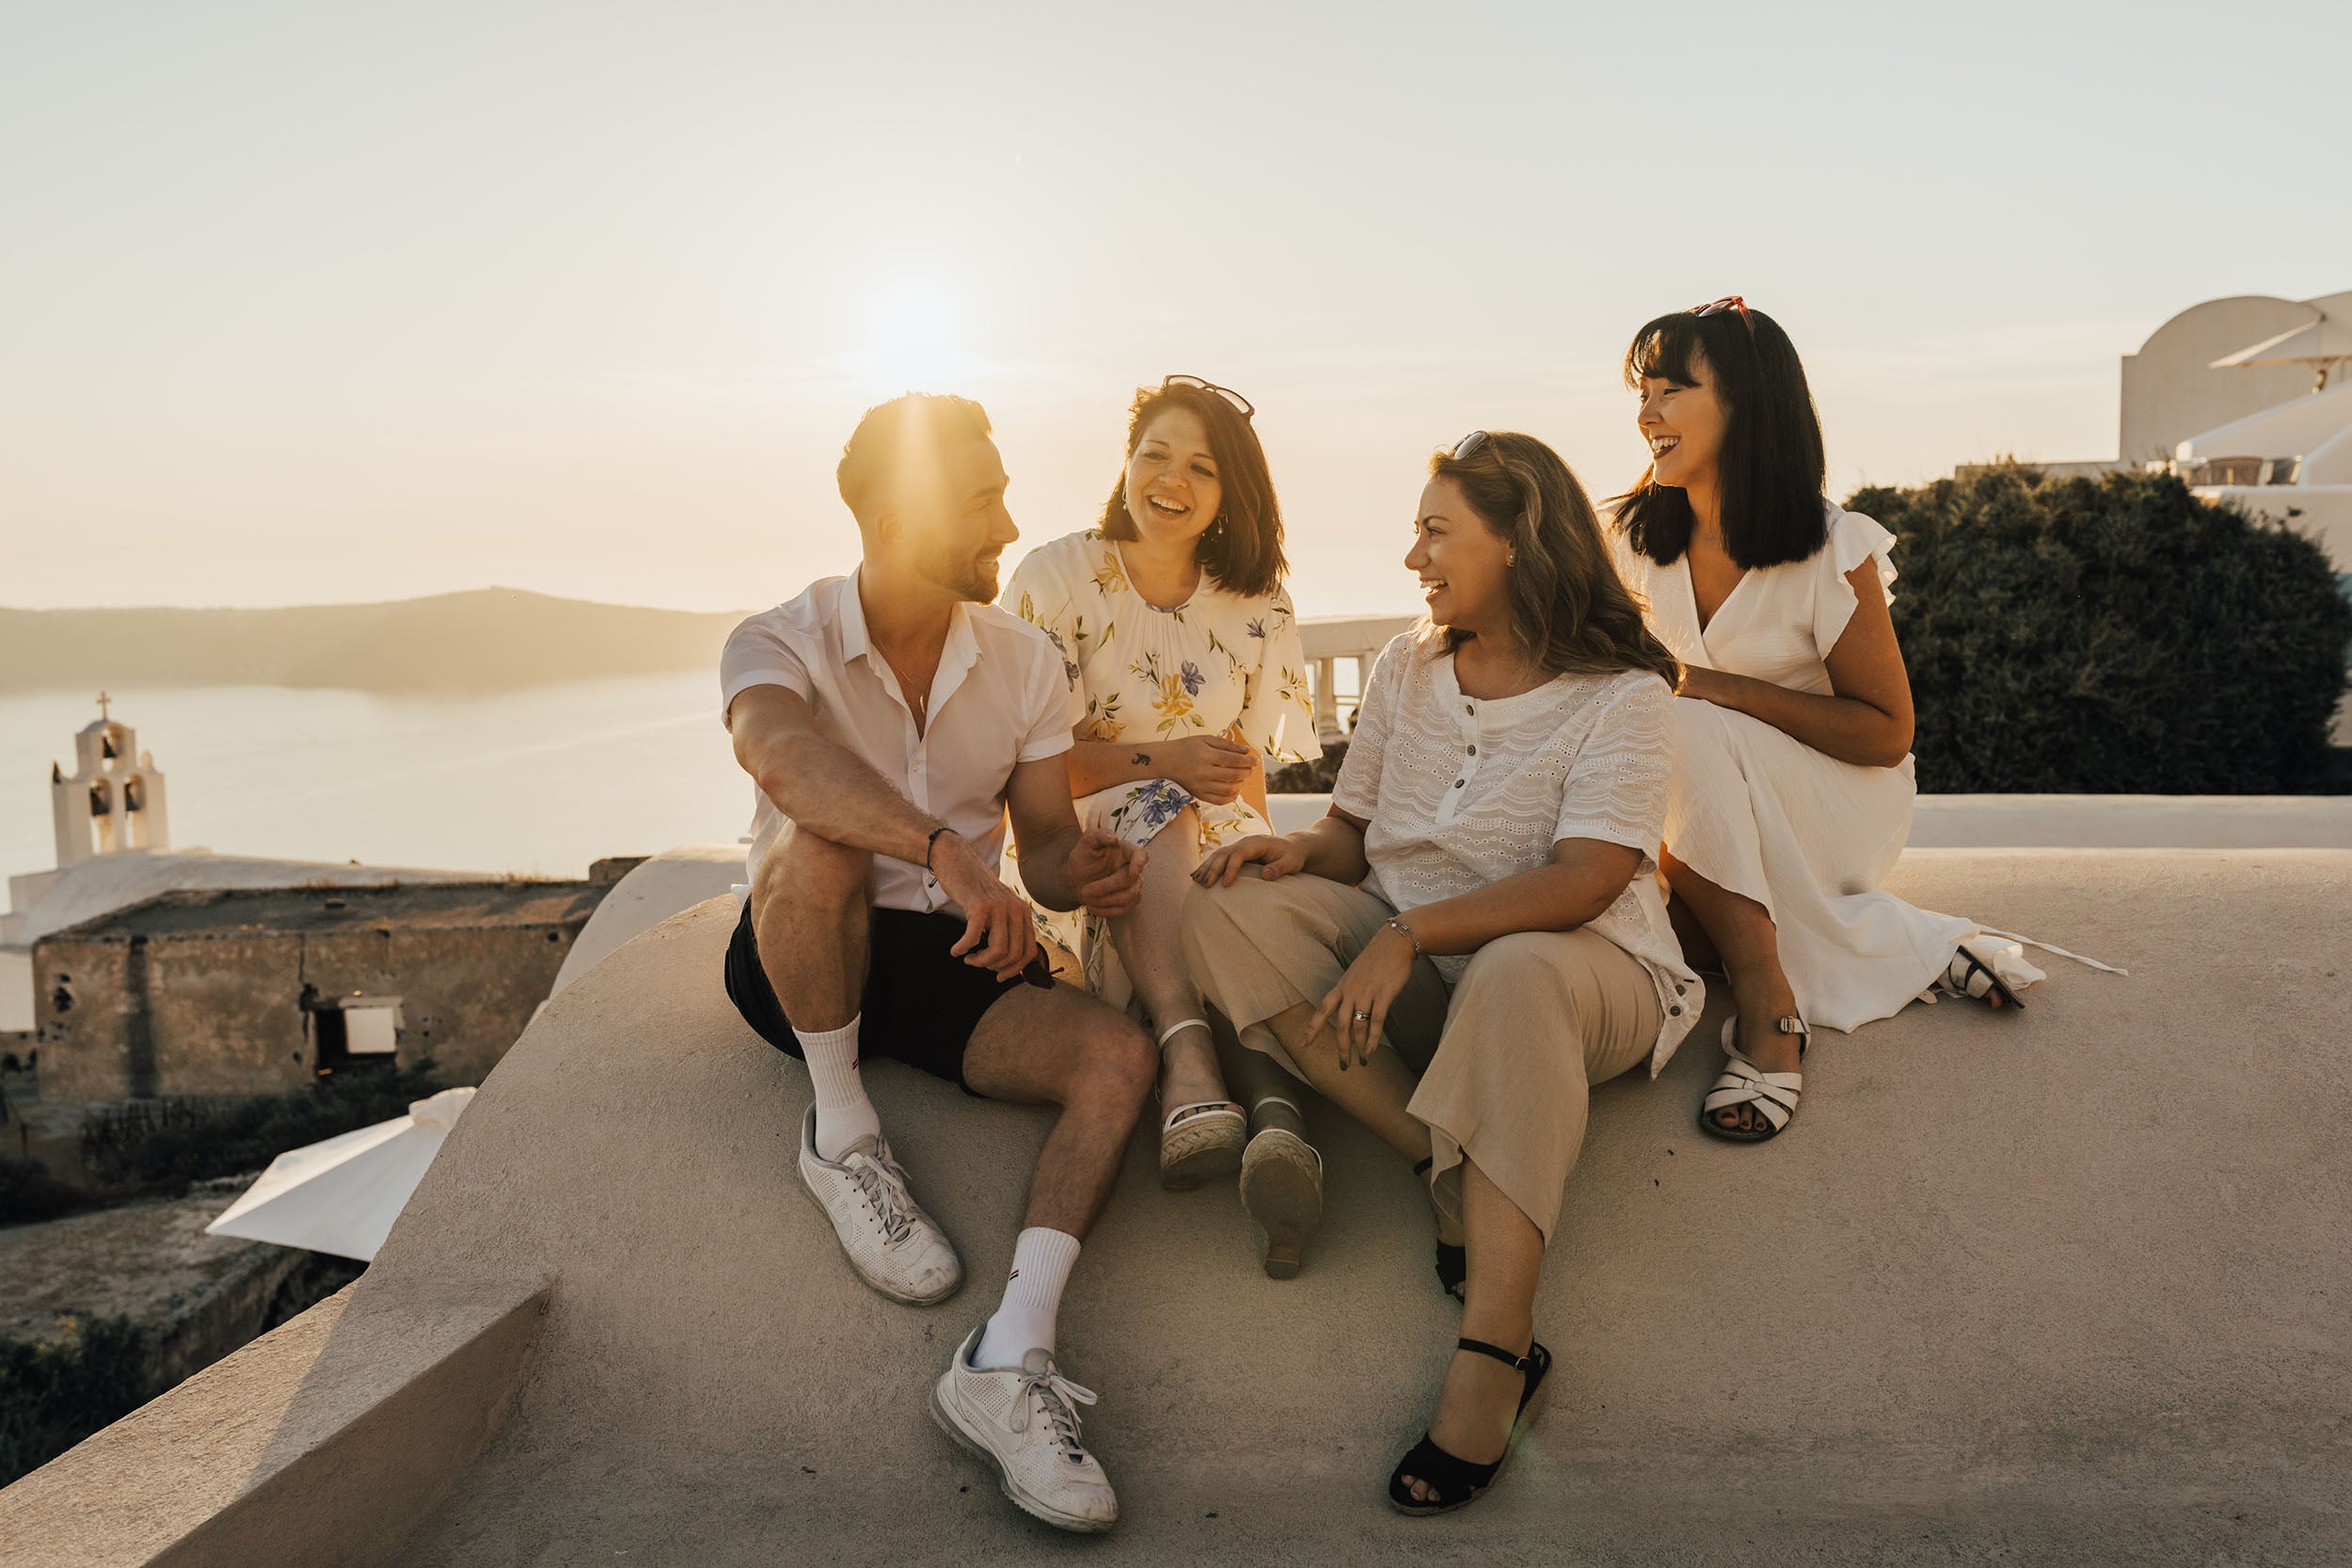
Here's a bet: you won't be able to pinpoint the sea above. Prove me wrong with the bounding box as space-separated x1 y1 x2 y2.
0 675 751 885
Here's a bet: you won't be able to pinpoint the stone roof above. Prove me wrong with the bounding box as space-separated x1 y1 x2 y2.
37 880 605 943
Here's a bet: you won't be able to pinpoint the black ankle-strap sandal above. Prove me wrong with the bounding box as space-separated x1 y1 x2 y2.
1413 1157 1467 1304
1386 1337 1552 1516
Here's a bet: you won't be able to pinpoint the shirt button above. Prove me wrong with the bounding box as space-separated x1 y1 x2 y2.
1467 744 1477 755
1454 779 1465 789
1670 1005 1683 1016
1464 704 1474 714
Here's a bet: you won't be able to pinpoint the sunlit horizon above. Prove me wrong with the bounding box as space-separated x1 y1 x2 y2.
5 1 2345 620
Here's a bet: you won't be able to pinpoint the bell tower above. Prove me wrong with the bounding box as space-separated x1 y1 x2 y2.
52 694 171 869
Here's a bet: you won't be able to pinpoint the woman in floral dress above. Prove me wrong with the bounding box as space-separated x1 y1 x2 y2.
1004 376 1322 1256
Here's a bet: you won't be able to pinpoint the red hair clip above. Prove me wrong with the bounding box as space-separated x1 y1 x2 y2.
1690 295 1754 333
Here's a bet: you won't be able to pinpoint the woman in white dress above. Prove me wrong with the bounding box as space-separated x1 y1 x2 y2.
1184 431 1697 1513
1610 298 2030 1145
1002 375 1322 1211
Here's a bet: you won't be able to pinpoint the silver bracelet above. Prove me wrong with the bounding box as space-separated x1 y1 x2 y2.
1383 916 1422 958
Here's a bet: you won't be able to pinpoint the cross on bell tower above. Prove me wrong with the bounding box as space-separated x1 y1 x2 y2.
50 698 170 868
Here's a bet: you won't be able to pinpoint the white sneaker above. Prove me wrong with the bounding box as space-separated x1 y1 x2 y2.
796 1106 961 1305
930 1327 1118 1533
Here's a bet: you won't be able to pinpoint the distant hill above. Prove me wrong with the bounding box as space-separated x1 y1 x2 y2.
0 589 749 695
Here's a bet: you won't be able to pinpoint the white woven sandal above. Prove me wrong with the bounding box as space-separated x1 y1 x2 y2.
1699 1014 1808 1144
1154 1019 1247 1190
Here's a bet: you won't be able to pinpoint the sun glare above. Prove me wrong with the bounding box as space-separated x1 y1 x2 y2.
845 278 976 393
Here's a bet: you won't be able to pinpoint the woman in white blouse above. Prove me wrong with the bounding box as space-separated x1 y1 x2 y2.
1003 376 1322 1205
1183 431 1697 1515
1610 298 2031 1147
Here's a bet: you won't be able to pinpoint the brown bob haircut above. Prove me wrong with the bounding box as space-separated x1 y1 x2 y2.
1096 381 1287 599
1427 431 1682 689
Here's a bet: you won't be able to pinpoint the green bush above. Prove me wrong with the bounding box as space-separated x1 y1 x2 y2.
78 1062 448 1191
1852 467 2352 793
0 1158 102 1227
0 1316 156 1486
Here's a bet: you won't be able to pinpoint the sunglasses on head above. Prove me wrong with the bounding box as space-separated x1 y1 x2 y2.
1162 374 1255 420
1449 430 1489 461
1690 295 1755 333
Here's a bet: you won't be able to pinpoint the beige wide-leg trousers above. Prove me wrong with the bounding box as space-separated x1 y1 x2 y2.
1182 871 1661 1243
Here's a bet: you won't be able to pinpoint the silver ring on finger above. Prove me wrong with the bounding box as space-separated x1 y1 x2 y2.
1352 1009 1373 1023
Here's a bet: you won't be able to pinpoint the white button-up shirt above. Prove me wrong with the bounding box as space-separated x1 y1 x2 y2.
721 571 1077 914
1331 628 1702 1076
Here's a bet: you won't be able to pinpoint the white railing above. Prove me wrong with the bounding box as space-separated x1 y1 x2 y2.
1298 614 1416 741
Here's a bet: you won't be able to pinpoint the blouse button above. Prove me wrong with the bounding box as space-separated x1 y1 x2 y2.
1464 704 1474 715
1454 779 1465 789
1670 1005 1683 1016
1467 744 1477 755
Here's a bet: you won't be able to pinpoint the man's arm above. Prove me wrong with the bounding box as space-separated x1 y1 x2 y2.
1004 752 1144 916
728 684 936 863
728 682 1036 978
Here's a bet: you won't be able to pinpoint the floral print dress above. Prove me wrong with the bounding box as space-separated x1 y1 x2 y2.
1002 529 1319 1002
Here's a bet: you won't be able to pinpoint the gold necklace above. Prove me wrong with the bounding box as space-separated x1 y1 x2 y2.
884 654 928 723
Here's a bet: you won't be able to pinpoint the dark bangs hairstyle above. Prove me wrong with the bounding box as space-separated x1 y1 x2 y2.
1428 431 1681 688
1615 305 1828 568
1097 381 1286 598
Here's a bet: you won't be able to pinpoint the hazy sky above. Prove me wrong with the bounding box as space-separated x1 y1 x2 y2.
5 0 2347 620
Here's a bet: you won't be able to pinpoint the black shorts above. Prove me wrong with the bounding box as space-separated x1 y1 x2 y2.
722 899 1026 1090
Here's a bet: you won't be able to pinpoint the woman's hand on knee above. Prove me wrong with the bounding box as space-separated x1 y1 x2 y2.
1305 925 1417 1069
1194 833 1305 889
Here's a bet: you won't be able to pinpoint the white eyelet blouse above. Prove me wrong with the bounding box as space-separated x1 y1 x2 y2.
1330 628 1702 1076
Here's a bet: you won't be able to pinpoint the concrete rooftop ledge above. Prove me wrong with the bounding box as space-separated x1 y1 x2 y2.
6 849 2349 1564
1268 792 2352 846
0 1277 547 1567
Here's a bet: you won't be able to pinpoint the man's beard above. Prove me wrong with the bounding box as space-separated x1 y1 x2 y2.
914 539 999 603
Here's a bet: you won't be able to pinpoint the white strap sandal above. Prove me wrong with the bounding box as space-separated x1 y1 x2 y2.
1154 1019 1246 1191
1699 1014 1807 1144
1940 944 2026 1009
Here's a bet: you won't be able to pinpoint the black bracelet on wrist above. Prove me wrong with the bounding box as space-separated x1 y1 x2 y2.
925 826 953 872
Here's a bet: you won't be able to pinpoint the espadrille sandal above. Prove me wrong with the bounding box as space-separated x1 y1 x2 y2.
1154 1019 1246 1190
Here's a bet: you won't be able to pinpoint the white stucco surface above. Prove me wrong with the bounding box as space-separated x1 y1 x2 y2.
8 850 2349 1564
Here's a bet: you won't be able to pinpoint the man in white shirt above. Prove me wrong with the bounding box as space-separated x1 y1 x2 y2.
720 392 1153 1535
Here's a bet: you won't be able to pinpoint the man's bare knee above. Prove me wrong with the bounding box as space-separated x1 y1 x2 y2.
754 825 872 913
1069 1011 1155 1112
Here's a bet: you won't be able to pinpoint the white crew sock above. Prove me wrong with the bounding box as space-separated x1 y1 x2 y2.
799 1017 881 1162
975 1227 1081 1370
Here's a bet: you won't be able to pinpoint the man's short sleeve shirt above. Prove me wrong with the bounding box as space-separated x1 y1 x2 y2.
721 572 1074 913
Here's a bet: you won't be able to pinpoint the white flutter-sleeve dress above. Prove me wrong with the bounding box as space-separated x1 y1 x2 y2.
1611 501 2031 1033
1001 529 1320 1003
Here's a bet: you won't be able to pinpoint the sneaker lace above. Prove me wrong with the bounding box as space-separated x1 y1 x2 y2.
1014 1368 1098 1459
843 1151 918 1247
